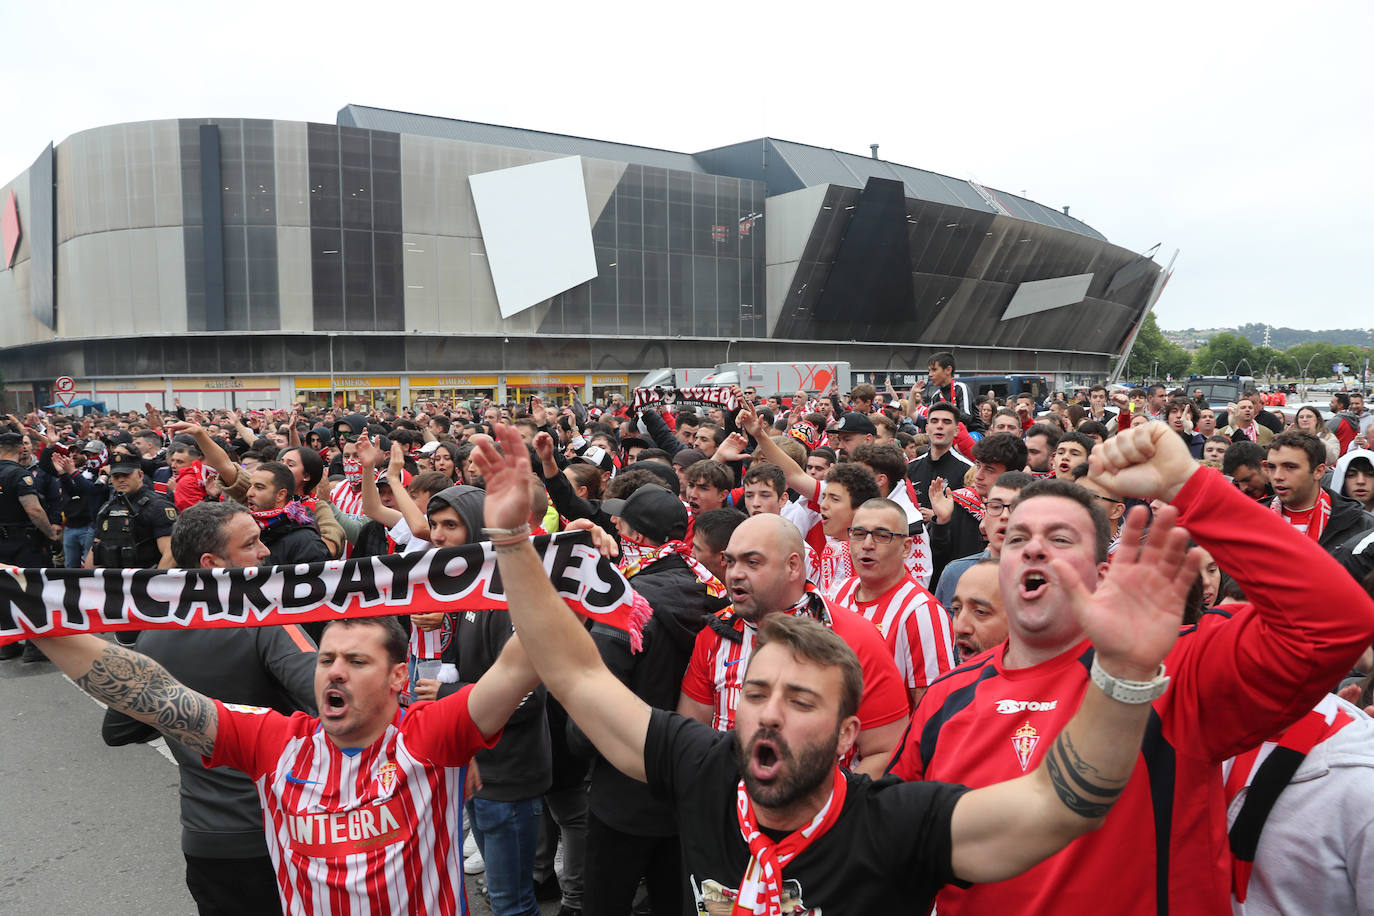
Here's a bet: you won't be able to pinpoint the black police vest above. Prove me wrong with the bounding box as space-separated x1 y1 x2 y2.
94 491 161 568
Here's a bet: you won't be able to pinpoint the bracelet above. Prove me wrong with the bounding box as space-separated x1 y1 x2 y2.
1089 655 1169 704
482 524 531 547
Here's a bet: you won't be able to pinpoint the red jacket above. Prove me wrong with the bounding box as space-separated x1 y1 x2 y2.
888 468 1374 916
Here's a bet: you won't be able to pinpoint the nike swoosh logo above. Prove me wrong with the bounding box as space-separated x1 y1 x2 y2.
284 774 322 785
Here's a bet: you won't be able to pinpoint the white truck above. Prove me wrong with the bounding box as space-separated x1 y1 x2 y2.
639 362 850 398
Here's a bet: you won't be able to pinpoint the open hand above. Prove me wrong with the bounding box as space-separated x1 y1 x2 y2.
353 430 383 469
469 426 535 532
927 477 954 524
1051 504 1202 681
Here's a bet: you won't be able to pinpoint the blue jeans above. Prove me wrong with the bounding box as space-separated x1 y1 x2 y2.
467 796 542 916
63 525 93 568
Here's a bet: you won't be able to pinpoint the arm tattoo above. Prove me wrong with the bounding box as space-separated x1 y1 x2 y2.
1044 730 1129 819
75 645 217 756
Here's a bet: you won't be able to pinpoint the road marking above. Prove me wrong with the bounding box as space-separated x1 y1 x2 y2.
60 672 178 766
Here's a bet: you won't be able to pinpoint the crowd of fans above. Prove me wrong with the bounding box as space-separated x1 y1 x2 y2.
4 349 1374 916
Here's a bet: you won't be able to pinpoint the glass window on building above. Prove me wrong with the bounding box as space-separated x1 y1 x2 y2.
295 377 400 411
590 376 629 408
408 377 498 411
505 375 586 408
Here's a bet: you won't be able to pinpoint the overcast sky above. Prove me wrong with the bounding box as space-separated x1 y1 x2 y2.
3 0 1366 333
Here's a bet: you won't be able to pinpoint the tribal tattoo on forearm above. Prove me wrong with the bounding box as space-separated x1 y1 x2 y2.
75 645 217 756
1044 731 1130 819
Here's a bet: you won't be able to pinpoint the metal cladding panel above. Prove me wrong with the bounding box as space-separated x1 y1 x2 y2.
27 145 55 329
813 177 914 323
198 125 226 332
338 105 704 174
768 189 1157 353
1001 273 1095 320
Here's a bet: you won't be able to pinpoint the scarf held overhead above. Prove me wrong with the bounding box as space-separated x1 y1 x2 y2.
0 530 653 650
632 387 739 412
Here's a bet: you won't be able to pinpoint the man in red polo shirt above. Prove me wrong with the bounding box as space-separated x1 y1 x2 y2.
887 422 1374 915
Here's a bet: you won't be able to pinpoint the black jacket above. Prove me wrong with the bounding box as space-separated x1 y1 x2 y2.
1321 487 1374 580
432 484 552 801
260 518 330 567
102 625 317 857
575 551 725 835
439 609 552 801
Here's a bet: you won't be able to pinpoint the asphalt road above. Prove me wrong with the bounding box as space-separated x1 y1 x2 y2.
0 645 559 915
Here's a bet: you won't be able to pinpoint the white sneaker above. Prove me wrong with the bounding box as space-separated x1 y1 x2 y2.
464 847 484 875
464 832 478 858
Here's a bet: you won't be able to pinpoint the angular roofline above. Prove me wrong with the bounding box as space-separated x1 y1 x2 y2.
339 104 696 159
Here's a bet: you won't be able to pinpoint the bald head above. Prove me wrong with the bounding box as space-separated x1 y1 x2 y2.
731 512 804 557
723 513 808 620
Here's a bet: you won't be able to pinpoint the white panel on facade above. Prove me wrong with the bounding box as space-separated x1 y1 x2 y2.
468 156 597 320
273 122 311 228
402 233 440 332
763 184 829 337
276 227 312 330
155 227 188 333
1001 273 1094 321
152 120 183 227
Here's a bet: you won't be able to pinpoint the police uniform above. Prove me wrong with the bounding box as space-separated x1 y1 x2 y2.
0 432 51 569
90 456 177 571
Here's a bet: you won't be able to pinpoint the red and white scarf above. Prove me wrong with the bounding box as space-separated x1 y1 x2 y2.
1237 422 1259 442
622 538 727 599
1268 488 1331 543
732 768 847 916
949 486 985 522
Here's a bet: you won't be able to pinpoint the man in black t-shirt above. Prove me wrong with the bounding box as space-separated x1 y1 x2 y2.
468 423 1204 915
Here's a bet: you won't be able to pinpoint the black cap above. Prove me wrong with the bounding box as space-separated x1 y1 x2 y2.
602 485 688 543
0 431 23 448
830 412 877 436
108 453 142 475
671 448 705 469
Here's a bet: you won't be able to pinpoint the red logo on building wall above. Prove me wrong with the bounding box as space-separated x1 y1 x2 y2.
1 190 19 269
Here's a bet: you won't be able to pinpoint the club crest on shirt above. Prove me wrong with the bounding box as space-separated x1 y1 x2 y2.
1011 721 1039 771
223 703 270 714
375 760 399 796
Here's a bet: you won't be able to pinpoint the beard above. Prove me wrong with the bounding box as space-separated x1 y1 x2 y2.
735 725 839 810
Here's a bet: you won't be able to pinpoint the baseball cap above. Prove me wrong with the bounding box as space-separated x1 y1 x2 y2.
671 448 705 469
0 431 24 447
830 412 877 436
82 440 105 454
602 485 688 543
418 440 441 456
375 467 413 488
108 454 142 475
575 445 615 473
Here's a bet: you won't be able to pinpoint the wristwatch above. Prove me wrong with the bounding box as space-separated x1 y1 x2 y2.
1089 655 1169 704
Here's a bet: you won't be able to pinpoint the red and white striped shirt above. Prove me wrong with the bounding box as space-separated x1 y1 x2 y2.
826 575 954 696
206 686 495 916
330 480 366 520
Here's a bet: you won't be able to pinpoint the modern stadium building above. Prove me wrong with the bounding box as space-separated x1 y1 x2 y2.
0 105 1167 412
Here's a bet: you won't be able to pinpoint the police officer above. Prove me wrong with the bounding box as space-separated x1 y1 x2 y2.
0 430 59 661
89 452 176 645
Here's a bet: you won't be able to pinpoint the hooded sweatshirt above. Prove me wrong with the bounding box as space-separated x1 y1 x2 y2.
430 485 552 801
1333 449 1374 510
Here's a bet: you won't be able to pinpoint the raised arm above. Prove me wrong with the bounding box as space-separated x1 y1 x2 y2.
384 441 429 540
166 420 240 488
32 634 219 756
470 424 651 781
737 405 814 496
355 431 401 528
949 502 1200 883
